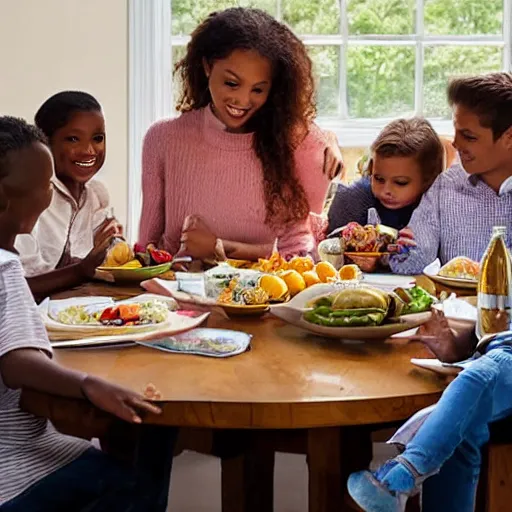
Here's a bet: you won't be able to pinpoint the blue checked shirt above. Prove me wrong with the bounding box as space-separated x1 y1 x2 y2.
390 164 512 275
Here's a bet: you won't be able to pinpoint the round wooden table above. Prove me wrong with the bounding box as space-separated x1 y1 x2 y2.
22 280 454 512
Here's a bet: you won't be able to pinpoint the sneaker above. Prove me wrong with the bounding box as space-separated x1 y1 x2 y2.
347 457 420 512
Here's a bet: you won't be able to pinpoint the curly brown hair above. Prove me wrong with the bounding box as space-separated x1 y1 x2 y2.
175 7 316 226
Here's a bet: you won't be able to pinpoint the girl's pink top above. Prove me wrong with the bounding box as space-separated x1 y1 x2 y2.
138 106 332 257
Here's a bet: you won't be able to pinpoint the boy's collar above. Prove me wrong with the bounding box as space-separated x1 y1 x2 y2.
464 169 512 196
499 175 512 196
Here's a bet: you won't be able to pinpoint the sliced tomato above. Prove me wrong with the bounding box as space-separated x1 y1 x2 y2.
99 307 120 322
118 304 141 322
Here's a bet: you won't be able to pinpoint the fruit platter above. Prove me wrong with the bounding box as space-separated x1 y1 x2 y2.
97 241 189 283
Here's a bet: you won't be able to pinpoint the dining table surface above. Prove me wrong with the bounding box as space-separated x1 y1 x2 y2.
21 274 476 512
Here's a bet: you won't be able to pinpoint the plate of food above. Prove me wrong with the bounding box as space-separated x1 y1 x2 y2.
96 242 190 283
423 257 479 289
205 265 290 315
39 293 208 343
322 222 398 272
143 265 291 316
270 283 436 340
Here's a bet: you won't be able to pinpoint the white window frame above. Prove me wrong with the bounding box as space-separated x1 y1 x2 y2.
128 0 512 239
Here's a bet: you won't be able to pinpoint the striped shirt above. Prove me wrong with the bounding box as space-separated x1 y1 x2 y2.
390 164 512 275
0 249 89 506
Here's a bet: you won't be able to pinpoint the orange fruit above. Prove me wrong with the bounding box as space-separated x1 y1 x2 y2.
279 270 306 296
315 261 337 282
303 270 321 287
288 256 315 275
338 264 362 281
258 274 288 301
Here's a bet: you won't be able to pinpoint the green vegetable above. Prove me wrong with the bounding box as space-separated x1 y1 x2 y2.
401 286 436 315
304 307 386 327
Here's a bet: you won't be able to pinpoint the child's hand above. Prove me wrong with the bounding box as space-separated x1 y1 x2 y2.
81 374 161 424
406 308 477 363
323 131 344 181
81 219 120 276
387 227 417 255
94 217 121 245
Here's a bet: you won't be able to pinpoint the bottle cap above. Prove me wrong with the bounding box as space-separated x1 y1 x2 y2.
493 226 507 235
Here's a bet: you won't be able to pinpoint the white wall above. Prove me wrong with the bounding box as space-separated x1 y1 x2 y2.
0 0 129 226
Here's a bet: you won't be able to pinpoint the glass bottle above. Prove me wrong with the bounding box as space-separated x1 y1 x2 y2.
477 226 512 338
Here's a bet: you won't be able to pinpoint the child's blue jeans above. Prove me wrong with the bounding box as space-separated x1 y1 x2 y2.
0 425 177 512
394 337 512 512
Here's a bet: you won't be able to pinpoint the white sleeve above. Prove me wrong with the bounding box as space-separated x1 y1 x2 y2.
0 256 52 359
14 231 55 277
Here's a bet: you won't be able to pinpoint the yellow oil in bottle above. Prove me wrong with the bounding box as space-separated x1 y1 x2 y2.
477 226 512 338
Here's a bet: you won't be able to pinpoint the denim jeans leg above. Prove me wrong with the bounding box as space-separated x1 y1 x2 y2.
0 448 141 512
421 422 490 512
402 354 501 477
131 425 178 512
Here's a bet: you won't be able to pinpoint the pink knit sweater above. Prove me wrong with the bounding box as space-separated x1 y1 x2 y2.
138 106 332 257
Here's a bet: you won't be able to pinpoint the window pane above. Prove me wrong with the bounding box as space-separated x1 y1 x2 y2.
282 0 340 35
309 46 340 116
347 45 415 118
423 46 503 118
348 0 415 35
424 0 503 36
171 0 277 36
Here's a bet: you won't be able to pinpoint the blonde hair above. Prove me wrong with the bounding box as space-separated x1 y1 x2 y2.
368 118 444 187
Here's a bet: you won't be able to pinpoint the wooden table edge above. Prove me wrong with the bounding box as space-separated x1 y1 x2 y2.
21 388 442 430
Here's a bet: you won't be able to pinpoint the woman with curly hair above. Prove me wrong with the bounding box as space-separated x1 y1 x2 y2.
138 7 342 261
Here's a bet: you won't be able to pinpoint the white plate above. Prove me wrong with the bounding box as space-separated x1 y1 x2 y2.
362 273 416 292
410 358 464 376
423 259 477 290
40 293 184 341
270 283 431 340
50 311 210 348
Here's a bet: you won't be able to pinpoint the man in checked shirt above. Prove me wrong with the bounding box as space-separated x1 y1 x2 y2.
346 73 512 512
388 72 512 275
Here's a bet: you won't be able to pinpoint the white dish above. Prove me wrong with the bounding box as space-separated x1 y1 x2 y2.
410 358 464 376
50 310 210 348
423 259 477 290
39 293 194 342
270 283 431 340
361 273 415 292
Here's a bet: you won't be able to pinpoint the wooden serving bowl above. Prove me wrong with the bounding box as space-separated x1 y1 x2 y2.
344 252 388 273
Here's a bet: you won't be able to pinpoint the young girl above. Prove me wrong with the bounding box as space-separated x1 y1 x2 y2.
327 118 444 233
138 7 342 262
0 116 174 511
15 91 119 298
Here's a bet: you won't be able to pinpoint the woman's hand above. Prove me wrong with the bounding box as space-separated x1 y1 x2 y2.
176 215 225 261
81 374 161 424
323 131 344 181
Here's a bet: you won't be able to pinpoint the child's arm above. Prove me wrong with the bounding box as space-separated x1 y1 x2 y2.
389 177 441 275
327 178 374 234
1 348 160 423
26 218 117 299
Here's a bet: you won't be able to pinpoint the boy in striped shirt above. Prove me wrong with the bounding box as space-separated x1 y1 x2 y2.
0 116 174 511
